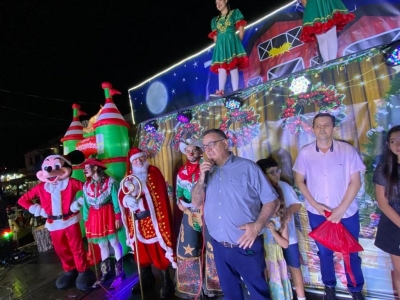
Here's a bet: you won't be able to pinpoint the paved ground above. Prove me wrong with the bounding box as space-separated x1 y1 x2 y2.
0 239 366 300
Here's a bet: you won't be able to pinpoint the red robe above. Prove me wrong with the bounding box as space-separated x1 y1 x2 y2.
18 177 88 272
18 178 83 231
119 165 177 269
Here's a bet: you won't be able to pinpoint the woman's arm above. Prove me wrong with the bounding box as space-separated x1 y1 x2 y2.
375 184 400 227
267 222 289 248
238 26 244 41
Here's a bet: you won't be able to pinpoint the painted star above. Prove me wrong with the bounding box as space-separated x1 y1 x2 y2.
171 89 176 94
182 78 186 82
174 73 177 76
193 61 198 68
183 244 195 255
208 48 212 53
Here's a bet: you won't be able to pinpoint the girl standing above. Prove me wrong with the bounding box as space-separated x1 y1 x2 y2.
263 195 293 300
300 0 355 62
81 158 125 289
208 0 249 97
373 125 400 297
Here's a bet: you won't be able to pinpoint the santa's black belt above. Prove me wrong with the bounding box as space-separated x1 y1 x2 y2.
134 210 150 220
48 212 77 220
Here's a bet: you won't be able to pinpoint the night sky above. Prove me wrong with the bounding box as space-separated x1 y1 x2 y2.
0 0 281 170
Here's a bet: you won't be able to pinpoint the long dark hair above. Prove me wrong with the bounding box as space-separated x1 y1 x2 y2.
383 125 400 200
93 166 108 186
216 1 231 22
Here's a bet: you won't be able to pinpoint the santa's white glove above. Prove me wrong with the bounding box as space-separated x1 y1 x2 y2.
70 197 83 213
28 204 48 218
123 179 140 197
123 195 140 212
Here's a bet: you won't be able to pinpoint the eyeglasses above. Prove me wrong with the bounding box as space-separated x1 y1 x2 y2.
203 139 225 150
266 169 281 176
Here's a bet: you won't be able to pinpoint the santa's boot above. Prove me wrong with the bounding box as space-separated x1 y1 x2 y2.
76 269 96 291
160 268 174 299
110 258 125 289
132 265 155 294
56 269 78 289
92 258 112 289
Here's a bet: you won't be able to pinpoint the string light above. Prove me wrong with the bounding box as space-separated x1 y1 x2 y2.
289 76 310 94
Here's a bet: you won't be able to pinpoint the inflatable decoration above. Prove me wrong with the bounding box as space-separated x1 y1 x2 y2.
61 82 131 255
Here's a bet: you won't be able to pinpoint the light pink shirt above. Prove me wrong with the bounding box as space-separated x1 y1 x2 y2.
293 140 365 218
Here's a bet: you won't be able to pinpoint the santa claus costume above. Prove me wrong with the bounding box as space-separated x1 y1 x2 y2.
119 147 176 299
18 151 95 290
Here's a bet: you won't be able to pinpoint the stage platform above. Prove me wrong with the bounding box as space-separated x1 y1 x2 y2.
0 242 360 300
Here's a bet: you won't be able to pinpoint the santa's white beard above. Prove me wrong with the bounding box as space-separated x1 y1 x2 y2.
131 161 149 185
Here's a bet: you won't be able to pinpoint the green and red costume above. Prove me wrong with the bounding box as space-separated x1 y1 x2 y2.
208 9 249 74
300 0 355 43
83 176 122 243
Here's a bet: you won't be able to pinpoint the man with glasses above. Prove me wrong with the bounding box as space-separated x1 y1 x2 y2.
293 113 365 300
191 129 279 300
257 156 306 300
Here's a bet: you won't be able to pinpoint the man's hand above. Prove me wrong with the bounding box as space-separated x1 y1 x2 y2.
199 160 214 181
237 222 259 249
327 206 346 223
314 203 331 217
115 220 121 230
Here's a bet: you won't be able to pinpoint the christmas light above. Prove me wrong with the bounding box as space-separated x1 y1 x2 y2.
3 230 12 239
385 40 400 66
224 96 243 110
176 110 192 123
144 120 158 133
289 76 310 95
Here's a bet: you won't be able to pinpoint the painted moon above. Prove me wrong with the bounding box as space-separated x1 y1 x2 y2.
146 82 168 114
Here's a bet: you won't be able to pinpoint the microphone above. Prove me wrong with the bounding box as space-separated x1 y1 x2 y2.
204 170 210 192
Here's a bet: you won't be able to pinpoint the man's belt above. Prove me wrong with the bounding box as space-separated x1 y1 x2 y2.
48 212 77 220
134 210 150 220
214 238 239 248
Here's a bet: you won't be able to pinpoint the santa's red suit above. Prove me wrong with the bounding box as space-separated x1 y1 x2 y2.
119 148 176 270
18 177 87 272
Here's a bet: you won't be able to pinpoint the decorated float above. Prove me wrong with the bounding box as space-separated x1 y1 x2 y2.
127 0 400 298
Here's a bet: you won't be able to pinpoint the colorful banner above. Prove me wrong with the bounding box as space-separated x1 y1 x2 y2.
129 0 400 125
135 47 400 299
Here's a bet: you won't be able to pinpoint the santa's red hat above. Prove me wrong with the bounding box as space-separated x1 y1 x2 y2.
126 147 147 173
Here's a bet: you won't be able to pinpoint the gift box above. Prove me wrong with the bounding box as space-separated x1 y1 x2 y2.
33 225 53 253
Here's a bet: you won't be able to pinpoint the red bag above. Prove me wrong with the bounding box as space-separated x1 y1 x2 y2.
308 211 363 286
